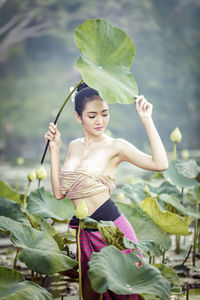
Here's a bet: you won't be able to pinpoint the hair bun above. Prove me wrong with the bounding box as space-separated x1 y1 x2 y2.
77 82 88 92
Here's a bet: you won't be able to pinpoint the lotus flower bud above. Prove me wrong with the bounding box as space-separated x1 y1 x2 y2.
181 149 190 159
144 185 150 194
117 192 125 201
170 127 182 143
27 169 37 182
75 200 88 220
36 165 48 180
16 156 24 166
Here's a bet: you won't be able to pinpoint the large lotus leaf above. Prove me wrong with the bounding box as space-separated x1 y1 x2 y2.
149 181 180 196
88 245 170 299
175 159 200 179
0 180 22 204
121 183 146 206
27 187 74 221
116 202 171 251
159 194 200 219
74 19 138 104
0 266 52 300
123 239 164 257
164 160 199 187
0 197 29 225
141 197 191 235
141 264 181 299
153 264 182 294
0 216 77 275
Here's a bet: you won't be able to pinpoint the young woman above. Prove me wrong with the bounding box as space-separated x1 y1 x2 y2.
44 82 168 300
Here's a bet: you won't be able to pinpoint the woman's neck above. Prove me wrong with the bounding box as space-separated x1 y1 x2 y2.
82 132 106 146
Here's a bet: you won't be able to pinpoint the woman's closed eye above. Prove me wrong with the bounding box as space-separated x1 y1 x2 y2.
88 114 108 119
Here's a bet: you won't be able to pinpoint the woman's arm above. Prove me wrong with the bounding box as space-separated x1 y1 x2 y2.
44 122 65 200
117 95 168 171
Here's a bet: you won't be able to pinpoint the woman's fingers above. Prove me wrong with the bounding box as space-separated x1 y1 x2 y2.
44 123 58 142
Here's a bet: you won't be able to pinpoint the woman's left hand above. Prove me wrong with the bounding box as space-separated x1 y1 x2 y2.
134 95 153 120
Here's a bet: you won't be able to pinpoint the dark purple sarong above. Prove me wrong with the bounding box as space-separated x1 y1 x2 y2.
69 199 143 300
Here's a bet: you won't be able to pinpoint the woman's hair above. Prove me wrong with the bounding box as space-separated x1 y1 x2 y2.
75 82 100 116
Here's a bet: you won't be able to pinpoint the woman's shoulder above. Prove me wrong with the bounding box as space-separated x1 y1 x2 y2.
104 135 130 153
68 137 84 146
110 137 129 148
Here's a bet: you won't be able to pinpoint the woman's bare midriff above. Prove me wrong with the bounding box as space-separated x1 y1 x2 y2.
72 189 111 216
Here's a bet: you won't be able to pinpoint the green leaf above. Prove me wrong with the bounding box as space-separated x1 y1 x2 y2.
0 216 77 275
88 246 170 299
164 160 199 187
150 181 180 196
74 19 138 104
27 187 74 221
123 239 164 257
0 180 22 204
141 197 191 235
153 264 182 295
116 202 171 251
141 263 182 299
0 197 29 225
121 183 146 206
0 266 52 299
159 193 200 219
175 159 200 179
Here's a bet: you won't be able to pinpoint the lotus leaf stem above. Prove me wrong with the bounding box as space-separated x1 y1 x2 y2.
38 179 41 189
192 186 200 266
78 221 83 300
162 250 166 263
13 248 20 269
40 79 83 165
173 143 177 160
198 219 200 252
23 180 31 208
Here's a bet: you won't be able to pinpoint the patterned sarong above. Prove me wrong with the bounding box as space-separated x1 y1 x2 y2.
69 199 143 300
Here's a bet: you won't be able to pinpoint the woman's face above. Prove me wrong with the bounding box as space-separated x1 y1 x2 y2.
78 97 110 137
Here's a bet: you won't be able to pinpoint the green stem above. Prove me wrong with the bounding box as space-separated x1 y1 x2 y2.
13 248 20 269
192 186 200 266
175 234 180 254
23 180 31 209
40 79 83 165
173 143 177 160
78 221 82 300
99 293 103 300
38 179 41 189
162 250 166 263
31 270 35 281
198 219 200 253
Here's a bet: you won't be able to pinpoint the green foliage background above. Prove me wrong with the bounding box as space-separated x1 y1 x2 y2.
0 0 199 161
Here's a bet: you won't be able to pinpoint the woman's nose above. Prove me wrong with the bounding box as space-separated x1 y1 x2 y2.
95 116 103 124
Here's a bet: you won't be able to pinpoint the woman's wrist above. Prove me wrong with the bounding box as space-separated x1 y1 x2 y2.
140 116 153 125
49 144 61 152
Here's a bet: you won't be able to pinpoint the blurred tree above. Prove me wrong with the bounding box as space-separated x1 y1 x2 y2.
0 0 199 161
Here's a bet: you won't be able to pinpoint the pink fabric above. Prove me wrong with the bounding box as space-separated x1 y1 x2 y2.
69 214 143 300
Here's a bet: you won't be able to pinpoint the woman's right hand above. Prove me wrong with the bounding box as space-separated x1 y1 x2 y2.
44 122 61 149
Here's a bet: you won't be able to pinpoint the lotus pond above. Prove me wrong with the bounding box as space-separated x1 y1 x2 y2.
0 158 200 300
